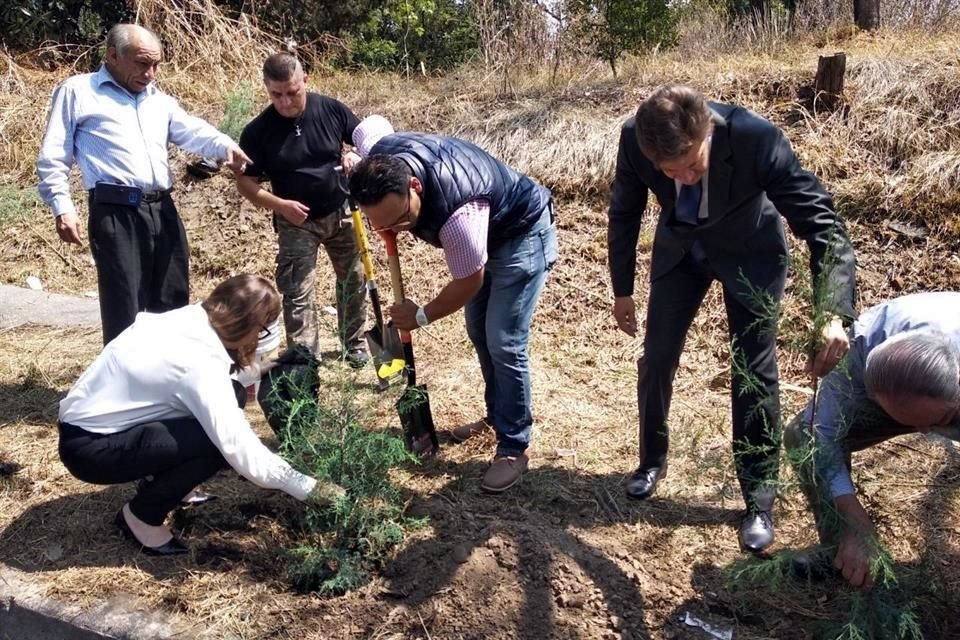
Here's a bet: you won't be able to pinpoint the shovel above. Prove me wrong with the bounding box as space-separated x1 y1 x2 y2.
337 165 405 389
350 203 405 389
379 229 439 456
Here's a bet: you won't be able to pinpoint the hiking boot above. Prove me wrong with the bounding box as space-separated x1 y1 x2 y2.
450 418 492 443
345 346 369 369
481 453 529 493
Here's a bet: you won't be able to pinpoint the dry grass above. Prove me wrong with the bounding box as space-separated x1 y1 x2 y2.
2 1 960 235
1 3 960 637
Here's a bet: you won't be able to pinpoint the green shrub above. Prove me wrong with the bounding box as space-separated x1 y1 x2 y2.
264 367 424 594
218 84 257 142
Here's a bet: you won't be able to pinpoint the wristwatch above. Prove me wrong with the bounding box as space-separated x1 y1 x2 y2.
415 306 429 327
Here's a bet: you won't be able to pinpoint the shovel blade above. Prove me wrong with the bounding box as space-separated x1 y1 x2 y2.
365 325 405 389
396 384 438 456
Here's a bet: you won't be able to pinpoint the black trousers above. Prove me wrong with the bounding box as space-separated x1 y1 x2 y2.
57 383 246 526
87 192 189 345
638 253 782 511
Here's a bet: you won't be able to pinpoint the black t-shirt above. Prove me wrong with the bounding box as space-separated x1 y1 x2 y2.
239 92 359 217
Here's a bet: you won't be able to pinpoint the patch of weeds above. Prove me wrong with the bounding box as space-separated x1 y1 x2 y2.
218 83 256 142
724 548 922 640
0 185 42 227
264 366 425 594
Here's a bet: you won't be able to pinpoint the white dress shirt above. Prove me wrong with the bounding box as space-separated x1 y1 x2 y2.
37 65 235 217
59 304 317 501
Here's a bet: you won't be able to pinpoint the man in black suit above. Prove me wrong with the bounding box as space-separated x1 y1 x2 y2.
607 84 857 552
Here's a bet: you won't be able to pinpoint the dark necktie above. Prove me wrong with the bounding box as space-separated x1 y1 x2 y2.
676 181 703 225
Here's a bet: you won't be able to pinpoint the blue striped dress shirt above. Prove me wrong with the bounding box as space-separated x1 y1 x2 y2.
37 65 235 217
805 291 960 499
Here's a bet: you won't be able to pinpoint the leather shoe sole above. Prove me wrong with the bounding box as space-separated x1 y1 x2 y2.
625 463 667 500
115 510 189 557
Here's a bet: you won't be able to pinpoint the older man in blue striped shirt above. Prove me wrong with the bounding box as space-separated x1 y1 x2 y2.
786 292 960 590
38 23 250 344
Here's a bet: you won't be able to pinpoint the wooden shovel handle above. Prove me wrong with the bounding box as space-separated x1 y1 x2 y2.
377 230 412 345
378 230 405 304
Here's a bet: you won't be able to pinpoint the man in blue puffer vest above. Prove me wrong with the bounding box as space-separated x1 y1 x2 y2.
349 116 558 493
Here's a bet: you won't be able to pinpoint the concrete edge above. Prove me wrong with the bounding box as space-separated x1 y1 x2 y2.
0 564 230 640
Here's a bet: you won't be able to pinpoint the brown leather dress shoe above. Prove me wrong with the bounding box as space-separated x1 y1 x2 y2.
481 454 529 493
450 418 492 443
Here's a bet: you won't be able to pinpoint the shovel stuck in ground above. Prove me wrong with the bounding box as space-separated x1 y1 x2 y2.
338 166 404 390
350 204 405 390
379 230 439 457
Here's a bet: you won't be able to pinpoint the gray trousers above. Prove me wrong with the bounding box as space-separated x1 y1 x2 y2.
275 205 366 355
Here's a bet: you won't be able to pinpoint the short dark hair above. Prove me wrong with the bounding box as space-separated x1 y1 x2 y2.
635 84 713 164
263 52 302 83
348 155 412 206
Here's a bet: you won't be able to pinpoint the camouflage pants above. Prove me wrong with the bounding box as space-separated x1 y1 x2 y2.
275 204 366 356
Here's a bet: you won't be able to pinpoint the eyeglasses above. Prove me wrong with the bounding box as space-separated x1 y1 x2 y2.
258 318 280 341
371 192 413 232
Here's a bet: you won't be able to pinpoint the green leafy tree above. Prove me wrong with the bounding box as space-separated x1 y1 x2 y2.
347 0 478 71
0 0 130 51
568 0 676 77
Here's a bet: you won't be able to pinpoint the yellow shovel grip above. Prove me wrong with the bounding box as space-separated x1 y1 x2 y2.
351 208 376 280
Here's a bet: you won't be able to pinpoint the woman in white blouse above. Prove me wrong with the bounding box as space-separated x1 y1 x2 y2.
58 274 341 556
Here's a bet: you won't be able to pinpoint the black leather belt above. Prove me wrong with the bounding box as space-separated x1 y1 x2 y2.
87 186 172 205
142 188 173 203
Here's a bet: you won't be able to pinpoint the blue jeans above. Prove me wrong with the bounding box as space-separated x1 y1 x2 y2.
465 205 558 457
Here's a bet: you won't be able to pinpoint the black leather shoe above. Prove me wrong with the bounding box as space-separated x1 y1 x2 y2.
180 491 217 507
625 463 667 500
345 347 370 369
115 510 190 557
739 510 775 553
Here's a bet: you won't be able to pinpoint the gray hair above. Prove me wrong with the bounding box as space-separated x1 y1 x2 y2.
105 24 160 56
864 329 960 404
635 84 713 164
263 52 303 83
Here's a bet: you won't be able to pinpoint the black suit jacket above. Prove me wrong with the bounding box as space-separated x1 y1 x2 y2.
607 102 856 321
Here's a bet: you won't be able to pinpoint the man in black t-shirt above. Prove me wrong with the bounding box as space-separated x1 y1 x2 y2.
236 52 367 366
